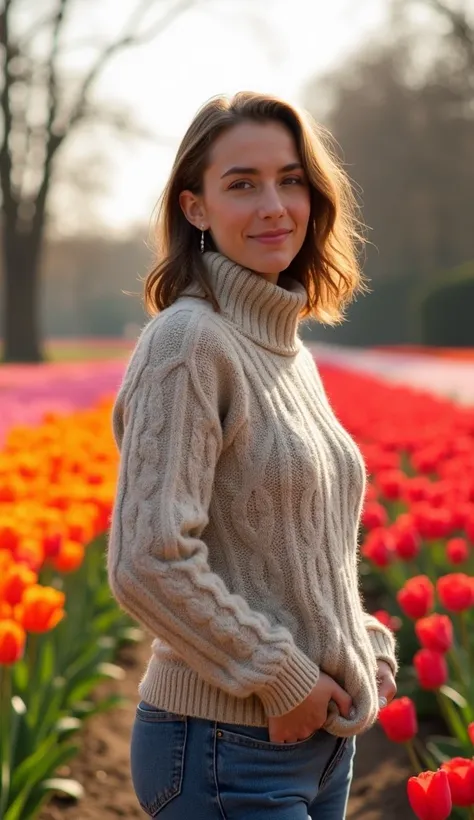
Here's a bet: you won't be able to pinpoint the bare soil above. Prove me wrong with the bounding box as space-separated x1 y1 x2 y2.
39 638 412 820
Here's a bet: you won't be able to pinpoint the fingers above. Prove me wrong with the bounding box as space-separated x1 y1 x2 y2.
330 682 354 719
377 673 397 706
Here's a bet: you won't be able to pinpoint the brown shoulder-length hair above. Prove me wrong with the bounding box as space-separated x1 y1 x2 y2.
144 91 369 324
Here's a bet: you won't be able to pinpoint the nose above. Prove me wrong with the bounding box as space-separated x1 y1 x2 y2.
257 184 286 219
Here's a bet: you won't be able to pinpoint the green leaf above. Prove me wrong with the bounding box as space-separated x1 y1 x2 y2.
97 662 125 681
10 735 76 797
12 661 29 695
438 694 469 743
439 685 468 710
77 694 127 721
38 638 55 687
40 777 84 800
56 716 82 735
5 773 82 820
66 674 109 704
9 697 26 770
120 626 144 643
426 736 465 764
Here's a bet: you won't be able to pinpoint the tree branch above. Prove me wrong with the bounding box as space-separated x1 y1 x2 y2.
67 0 198 129
0 0 18 225
78 102 178 144
32 0 68 239
17 10 61 50
426 0 474 66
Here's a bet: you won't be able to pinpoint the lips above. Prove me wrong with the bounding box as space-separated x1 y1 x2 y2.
250 229 291 238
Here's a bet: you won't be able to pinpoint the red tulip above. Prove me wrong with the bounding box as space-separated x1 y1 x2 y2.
407 769 452 820
413 648 448 690
403 477 433 503
437 573 474 613
373 609 402 632
364 482 379 503
446 538 469 565
411 504 453 540
361 528 394 568
0 619 26 665
415 614 453 654
392 523 420 561
466 511 474 542
375 469 404 500
468 723 474 745
440 758 474 806
450 502 472 530
397 575 434 619
362 501 388 530
378 697 418 743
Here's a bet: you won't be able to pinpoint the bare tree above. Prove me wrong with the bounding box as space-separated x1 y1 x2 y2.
390 0 474 87
0 0 199 362
424 0 474 71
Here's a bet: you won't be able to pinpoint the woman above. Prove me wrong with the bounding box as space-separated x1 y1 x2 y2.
107 91 397 820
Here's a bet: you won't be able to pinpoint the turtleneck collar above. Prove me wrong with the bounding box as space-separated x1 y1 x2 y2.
181 251 307 356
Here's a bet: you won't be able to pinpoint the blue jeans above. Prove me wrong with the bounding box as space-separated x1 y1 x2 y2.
130 700 356 819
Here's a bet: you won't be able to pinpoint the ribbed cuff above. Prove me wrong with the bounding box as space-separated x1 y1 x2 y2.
368 628 398 676
257 647 320 717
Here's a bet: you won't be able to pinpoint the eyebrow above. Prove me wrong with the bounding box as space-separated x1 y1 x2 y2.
220 162 304 179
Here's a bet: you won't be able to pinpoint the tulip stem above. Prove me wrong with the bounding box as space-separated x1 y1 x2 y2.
448 647 467 692
436 692 454 737
27 632 38 687
458 612 470 660
405 740 422 774
0 664 12 818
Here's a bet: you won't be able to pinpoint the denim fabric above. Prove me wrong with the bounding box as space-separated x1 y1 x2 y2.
130 700 356 819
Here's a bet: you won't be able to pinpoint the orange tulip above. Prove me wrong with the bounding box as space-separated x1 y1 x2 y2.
0 618 26 664
52 540 85 573
0 601 13 618
0 522 19 550
0 564 38 606
13 538 44 572
14 584 65 633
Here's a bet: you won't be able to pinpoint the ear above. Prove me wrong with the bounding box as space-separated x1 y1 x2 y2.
179 190 209 230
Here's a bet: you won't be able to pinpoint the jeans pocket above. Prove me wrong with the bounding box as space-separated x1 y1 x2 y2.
130 702 187 817
216 721 319 752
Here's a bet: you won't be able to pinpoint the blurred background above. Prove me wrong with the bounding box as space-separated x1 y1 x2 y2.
2 6 474 819
0 0 473 363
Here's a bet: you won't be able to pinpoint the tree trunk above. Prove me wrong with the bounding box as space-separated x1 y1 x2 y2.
2 227 44 363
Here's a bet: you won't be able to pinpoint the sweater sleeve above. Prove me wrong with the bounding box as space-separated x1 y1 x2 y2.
363 613 398 675
107 312 320 718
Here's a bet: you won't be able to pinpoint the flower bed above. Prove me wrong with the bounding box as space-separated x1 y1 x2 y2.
321 364 474 819
0 381 140 819
1 358 473 818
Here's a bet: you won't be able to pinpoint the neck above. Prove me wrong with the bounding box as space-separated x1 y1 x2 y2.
182 251 308 356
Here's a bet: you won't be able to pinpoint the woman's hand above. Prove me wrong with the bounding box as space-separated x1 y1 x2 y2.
376 660 397 709
268 672 353 744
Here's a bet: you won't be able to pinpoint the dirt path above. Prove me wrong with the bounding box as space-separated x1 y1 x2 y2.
39 636 411 820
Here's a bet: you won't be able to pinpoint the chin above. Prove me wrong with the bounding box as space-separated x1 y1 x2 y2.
245 249 294 276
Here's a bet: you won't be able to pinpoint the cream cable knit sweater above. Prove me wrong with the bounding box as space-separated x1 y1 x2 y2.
107 251 397 738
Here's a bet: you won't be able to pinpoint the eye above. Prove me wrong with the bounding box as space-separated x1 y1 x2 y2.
229 180 253 190
282 176 304 185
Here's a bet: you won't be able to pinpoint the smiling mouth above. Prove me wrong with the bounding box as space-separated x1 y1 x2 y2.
250 230 292 238
249 231 293 245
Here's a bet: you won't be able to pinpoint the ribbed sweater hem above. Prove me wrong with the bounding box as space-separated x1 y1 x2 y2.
138 654 269 725
137 653 378 736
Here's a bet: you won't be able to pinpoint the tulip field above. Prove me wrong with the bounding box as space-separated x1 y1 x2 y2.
1 351 474 820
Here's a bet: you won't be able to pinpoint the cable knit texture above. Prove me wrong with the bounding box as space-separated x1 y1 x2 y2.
107 251 397 737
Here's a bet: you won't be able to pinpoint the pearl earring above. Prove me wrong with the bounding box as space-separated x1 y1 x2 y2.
200 225 205 254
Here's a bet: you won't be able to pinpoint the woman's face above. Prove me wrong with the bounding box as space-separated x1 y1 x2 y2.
180 120 311 283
